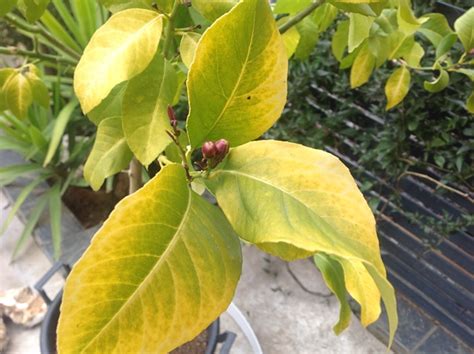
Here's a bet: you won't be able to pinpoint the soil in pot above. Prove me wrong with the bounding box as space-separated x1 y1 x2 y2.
171 331 209 354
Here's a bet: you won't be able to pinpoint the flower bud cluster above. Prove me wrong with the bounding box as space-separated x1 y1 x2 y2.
201 139 229 168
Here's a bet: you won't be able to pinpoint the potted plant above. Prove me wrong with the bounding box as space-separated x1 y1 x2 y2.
2 0 472 351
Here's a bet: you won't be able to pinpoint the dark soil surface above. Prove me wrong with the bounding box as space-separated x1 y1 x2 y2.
171 330 209 354
62 173 129 228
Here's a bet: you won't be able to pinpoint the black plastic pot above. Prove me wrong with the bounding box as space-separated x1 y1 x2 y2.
36 263 236 354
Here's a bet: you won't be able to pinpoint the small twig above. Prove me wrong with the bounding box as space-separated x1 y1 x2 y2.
286 263 333 298
129 158 142 194
279 0 325 34
162 0 181 59
165 130 192 181
398 171 473 203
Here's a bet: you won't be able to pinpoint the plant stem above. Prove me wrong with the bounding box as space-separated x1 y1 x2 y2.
129 158 142 194
162 0 181 59
0 46 77 66
279 0 325 34
4 14 82 61
165 130 192 181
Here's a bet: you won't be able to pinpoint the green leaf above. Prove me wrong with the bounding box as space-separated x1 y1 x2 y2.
85 117 132 191
466 91 474 114
435 33 458 59
332 20 349 61
314 253 351 335
70 0 97 41
180 32 201 68
330 1 384 17
454 8 474 52
274 0 311 15
155 0 173 13
397 0 425 35
17 0 50 22
348 13 374 52
12 194 48 261
41 10 83 53
311 3 338 33
74 9 163 114
0 178 44 236
186 0 287 148
368 35 391 67
0 164 43 186
0 68 16 111
49 183 62 259
87 83 126 125
294 18 319 60
454 68 474 82
424 68 449 93
58 164 242 353
385 66 410 110
418 13 453 47
402 40 424 67
191 0 238 21
350 42 375 88
51 0 88 47
44 100 78 166
123 55 178 166
205 140 396 340
99 0 153 12
4 72 33 119
0 0 17 17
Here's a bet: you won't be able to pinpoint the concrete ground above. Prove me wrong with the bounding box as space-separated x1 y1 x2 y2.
0 190 388 354
221 245 390 354
0 192 63 354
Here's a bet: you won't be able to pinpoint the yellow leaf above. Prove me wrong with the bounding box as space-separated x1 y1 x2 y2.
74 9 163 114
4 72 33 119
186 0 288 148
180 32 201 68
58 164 242 353
385 66 411 110
0 68 16 111
191 0 237 21
350 43 375 88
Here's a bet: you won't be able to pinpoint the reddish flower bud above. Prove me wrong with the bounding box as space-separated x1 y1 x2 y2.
167 105 177 122
214 139 229 156
202 141 217 158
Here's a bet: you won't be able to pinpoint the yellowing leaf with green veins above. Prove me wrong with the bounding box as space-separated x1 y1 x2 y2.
205 140 397 344
403 41 424 67
122 55 178 166
187 0 287 148
397 0 425 35
99 0 153 12
58 164 242 353
17 0 49 22
84 117 133 191
0 69 16 111
314 253 352 335
350 43 375 88
385 66 410 110
348 13 374 52
4 72 33 119
74 9 163 114
191 0 237 21
180 33 201 68
454 7 474 52
0 0 16 16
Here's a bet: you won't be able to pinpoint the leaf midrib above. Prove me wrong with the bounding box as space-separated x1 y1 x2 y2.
79 185 192 353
